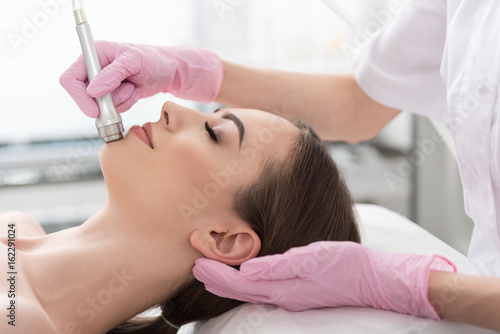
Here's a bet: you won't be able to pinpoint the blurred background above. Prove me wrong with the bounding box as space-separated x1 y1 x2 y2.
0 0 473 253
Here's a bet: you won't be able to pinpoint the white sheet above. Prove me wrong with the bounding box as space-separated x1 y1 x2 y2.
178 204 498 334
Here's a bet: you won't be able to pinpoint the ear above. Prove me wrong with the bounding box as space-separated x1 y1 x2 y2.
190 221 261 266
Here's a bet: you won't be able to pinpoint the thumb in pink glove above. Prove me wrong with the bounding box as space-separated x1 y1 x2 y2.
59 40 223 118
193 241 456 320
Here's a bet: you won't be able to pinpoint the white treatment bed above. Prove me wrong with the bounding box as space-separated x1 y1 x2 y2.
175 204 498 334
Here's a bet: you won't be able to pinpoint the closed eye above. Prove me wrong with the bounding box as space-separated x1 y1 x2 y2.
205 121 219 143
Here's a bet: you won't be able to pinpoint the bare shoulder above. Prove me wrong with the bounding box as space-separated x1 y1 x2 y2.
1 296 56 334
0 211 46 237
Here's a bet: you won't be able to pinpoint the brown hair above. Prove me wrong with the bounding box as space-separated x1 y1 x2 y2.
107 120 360 334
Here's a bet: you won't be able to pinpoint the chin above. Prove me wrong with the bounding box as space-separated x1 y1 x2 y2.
99 142 113 178
98 137 150 207
99 135 131 172
98 139 130 200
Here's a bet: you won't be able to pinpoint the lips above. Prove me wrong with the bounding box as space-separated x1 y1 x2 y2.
130 123 153 149
142 122 154 149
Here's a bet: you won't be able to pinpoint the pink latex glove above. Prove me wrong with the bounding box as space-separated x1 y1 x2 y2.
193 241 456 320
59 41 223 118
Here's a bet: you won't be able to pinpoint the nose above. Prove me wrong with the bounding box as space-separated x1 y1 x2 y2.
157 101 207 133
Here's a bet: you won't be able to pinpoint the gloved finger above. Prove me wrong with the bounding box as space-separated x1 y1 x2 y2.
240 244 327 281
60 54 89 86
203 280 271 305
240 241 358 281
193 258 282 304
193 258 241 283
193 258 328 310
193 258 255 302
240 256 314 282
110 82 136 108
87 49 143 98
60 75 99 118
113 85 142 113
59 55 100 118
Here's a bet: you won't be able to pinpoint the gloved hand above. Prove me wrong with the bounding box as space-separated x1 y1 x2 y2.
193 241 456 320
59 41 223 117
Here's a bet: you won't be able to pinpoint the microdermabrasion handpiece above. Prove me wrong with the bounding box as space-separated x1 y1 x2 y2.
72 0 124 143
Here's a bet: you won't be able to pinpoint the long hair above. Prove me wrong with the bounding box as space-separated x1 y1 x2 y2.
107 120 360 333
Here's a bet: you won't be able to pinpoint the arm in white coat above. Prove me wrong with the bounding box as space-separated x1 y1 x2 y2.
216 61 400 143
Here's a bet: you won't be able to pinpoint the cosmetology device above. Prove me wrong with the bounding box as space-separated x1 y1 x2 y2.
72 0 124 143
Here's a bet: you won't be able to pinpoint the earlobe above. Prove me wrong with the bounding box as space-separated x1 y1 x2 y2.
190 226 261 266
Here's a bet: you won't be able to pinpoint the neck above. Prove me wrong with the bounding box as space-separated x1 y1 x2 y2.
22 202 199 333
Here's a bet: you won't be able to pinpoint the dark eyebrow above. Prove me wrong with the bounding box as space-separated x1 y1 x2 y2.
222 112 245 149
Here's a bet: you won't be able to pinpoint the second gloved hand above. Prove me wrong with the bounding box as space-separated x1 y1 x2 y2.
193 241 456 320
60 41 223 117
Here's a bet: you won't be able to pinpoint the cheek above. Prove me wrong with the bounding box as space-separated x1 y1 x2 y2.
99 134 241 217
151 137 213 188
146 137 244 215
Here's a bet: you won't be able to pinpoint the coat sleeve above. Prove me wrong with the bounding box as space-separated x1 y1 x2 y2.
352 0 448 122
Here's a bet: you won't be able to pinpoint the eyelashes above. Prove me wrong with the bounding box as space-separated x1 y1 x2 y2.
205 107 224 143
205 121 219 143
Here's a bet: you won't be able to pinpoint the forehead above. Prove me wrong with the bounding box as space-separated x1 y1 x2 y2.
230 108 300 162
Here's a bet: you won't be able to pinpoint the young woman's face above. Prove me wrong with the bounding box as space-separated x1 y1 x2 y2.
99 102 299 227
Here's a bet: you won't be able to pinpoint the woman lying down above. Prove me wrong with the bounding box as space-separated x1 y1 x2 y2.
0 102 498 334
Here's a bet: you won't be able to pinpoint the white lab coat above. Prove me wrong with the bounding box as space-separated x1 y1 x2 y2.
353 0 500 276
